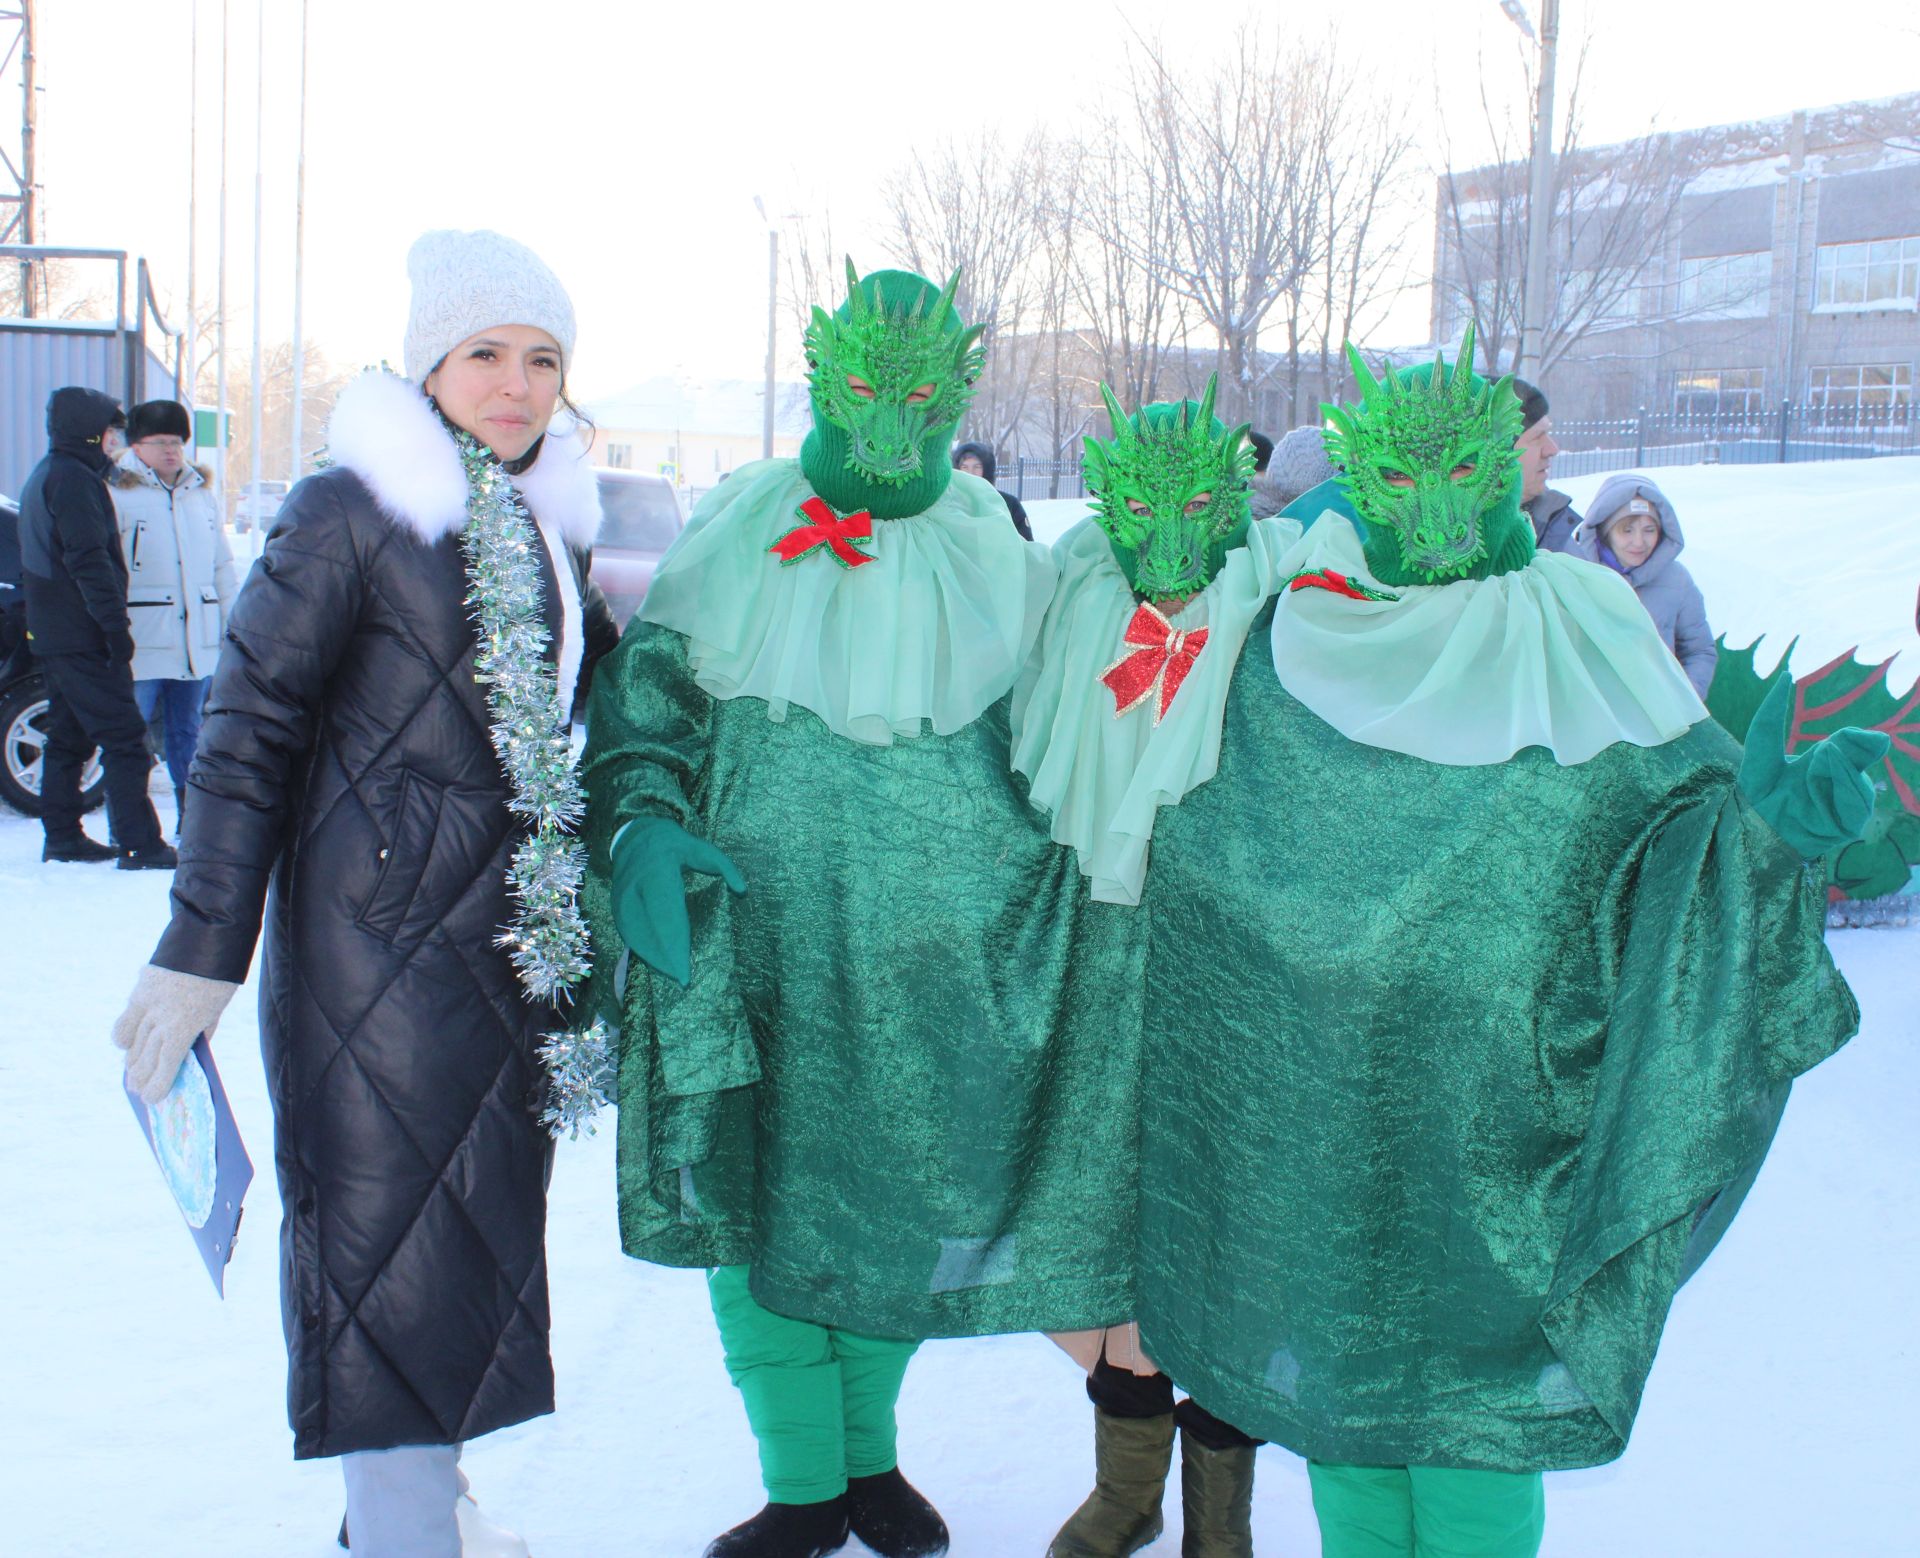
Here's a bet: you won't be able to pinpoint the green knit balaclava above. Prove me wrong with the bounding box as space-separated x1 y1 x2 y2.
1323 325 1532 587
800 260 987 520
1084 374 1255 603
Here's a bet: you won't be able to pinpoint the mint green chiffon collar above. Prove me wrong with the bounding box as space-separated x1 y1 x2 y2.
1011 516 1299 904
639 458 1055 746
1268 517 1708 767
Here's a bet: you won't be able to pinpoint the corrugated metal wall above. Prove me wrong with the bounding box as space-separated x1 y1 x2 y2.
0 326 180 500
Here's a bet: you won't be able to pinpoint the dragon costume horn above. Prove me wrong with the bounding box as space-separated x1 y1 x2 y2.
1195 373 1219 433
927 268 963 328
1098 381 1130 439
844 256 868 320
1345 341 1387 409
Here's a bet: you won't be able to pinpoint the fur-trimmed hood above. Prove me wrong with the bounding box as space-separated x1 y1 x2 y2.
111 448 213 491
322 368 602 549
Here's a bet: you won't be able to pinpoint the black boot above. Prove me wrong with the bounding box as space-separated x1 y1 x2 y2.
846 1468 949 1558
117 839 179 871
42 833 118 863
1178 1432 1255 1558
703 1497 850 1558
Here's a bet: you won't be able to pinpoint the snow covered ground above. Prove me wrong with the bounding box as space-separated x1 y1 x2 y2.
7 456 1918 1556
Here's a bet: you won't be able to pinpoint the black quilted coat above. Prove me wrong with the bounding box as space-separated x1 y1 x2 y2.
150 374 613 1458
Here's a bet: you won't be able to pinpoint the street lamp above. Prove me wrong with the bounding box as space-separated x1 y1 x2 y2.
1498 0 1559 381
752 195 777 461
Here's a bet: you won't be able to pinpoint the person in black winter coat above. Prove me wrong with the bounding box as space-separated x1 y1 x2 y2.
109 230 617 1558
952 439 1033 539
18 387 172 865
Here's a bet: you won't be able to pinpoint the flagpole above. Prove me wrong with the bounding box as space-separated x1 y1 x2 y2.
214 0 228 527
288 0 307 481
246 0 264 551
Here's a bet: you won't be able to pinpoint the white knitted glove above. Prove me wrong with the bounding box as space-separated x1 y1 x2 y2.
113 964 241 1107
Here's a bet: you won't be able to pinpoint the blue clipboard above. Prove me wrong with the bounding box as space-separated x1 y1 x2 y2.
124 1035 254 1296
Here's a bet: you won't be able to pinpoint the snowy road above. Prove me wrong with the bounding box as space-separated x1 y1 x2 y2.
3 797 1913 1557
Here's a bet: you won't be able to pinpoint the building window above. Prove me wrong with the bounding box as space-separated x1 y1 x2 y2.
1675 252 1771 319
1812 236 1920 311
1673 368 1766 420
1807 363 1913 422
1561 267 1649 326
606 442 632 469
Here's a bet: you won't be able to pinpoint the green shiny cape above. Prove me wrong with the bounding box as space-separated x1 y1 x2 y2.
581 492 1140 1339
1134 598 1858 1471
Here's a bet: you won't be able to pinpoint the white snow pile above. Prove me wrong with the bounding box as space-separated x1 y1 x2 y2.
8 455 1918 1556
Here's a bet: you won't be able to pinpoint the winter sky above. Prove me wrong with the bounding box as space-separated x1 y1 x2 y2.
20 0 1920 399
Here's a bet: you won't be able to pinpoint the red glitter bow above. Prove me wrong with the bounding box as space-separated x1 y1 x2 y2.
1101 602 1210 724
770 496 877 569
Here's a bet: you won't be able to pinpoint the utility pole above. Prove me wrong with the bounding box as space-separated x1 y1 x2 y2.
1503 0 1560 380
752 196 777 460
185 0 198 404
289 0 308 481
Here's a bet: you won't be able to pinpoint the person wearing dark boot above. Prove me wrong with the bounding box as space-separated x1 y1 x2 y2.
1049 1331 1258 1558
111 398 237 839
17 387 174 868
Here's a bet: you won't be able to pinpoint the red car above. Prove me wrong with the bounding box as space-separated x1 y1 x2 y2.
590 469 686 629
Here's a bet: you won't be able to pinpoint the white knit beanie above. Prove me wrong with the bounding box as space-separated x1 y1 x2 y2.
402 229 578 384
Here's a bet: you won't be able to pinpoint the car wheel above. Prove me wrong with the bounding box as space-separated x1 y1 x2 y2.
0 675 108 817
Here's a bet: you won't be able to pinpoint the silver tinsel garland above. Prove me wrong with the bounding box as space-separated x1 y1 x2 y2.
453 429 611 1139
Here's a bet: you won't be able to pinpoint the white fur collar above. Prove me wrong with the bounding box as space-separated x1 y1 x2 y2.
324 368 602 548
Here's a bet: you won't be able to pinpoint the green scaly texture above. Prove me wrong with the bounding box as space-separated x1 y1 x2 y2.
1324 325 1535 587
798 261 986 520
1084 373 1256 601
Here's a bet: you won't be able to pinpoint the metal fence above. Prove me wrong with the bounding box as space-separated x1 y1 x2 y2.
1000 457 1087 501
1548 403 1918 478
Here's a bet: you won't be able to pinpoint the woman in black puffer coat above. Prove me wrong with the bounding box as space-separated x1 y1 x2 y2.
111 231 616 1558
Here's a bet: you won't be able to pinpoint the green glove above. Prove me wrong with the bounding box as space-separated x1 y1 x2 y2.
609 816 747 988
1737 674 1889 859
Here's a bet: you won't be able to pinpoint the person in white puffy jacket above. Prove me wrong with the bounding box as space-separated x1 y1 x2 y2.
110 399 237 829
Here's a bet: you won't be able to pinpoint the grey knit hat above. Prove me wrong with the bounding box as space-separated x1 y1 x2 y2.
1269 424 1337 505
403 229 578 384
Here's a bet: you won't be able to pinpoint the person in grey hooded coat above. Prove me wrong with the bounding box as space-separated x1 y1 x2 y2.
1584 473 1717 697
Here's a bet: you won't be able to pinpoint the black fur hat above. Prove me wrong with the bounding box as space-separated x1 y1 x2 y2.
127 399 193 443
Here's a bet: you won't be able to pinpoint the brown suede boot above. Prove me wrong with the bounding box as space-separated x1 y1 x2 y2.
1178 1429 1255 1558
1047 1408 1175 1558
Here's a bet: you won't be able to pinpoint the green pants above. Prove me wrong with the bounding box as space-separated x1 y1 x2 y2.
708 1264 919 1504
1308 1462 1545 1558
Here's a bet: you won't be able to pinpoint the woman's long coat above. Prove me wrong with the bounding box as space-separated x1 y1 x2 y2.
152 370 613 1457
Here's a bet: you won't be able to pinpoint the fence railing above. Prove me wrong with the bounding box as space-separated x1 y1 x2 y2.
1549 402 1917 478
997 402 1917 494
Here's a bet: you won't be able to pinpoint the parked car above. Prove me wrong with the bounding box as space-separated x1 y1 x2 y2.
591 469 685 628
0 493 106 816
233 477 290 533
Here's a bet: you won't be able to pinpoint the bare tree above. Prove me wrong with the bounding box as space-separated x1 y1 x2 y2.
1434 38 1714 378
1282 52 1419 425
1120 24 1321 422
880 127 1051 450
1056 108 1193 420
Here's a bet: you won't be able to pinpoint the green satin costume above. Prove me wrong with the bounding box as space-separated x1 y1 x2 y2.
1131 577 1858 1471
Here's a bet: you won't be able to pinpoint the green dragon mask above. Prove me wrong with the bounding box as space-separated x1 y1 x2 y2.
1323 325 1531 586
1084 375 1255 604
800 260 987 520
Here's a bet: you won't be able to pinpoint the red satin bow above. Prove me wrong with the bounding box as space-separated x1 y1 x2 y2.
770 496 877 568
1101 602 1210 723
